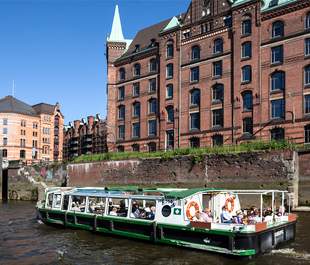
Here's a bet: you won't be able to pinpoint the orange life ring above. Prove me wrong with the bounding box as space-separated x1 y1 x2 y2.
225 196 235 213
186 201 200 220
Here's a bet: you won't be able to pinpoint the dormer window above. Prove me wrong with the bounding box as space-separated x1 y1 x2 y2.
135 44 140 52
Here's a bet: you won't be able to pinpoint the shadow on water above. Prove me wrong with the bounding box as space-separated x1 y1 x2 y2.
0 201 310 265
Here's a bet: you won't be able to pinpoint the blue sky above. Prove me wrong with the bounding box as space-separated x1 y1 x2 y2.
0 0 189 123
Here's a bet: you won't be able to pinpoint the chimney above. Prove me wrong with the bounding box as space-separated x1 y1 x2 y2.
73 120 80 129
88 116 94 126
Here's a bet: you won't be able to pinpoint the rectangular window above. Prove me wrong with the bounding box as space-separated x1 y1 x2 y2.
108 198 129 217
242 19 251 36
148 120 157 136
241 42 252 59
166 84 173 99
190 112 200 130
118 86 125 100
3 137 8 146
166 130 174 150
133 83 140 97
305 39 310 56
271 99 285 119
271 45 283 64
149 78 157 93
213 61 222 77
3 118 8 125
118 125 125 139
305 95 310 114
43 128 50 135
243 118 253 134
3 128 8 134
190 67 199 82
132 123 140 138
130 199 156 220
212 109 224 127
305 126 310 144
20 139 26 147
21 120 26 127
166 64 173 79
87 197 106 214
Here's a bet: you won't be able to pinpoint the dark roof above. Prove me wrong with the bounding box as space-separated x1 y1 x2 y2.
32 103 56 115
117 18 171 61
0 96 38 116
0 95 58 116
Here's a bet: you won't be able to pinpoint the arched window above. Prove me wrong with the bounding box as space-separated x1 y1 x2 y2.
213 38 223 54
118 105 125 120
132 102 141 118
133 63 141 76
148 142 157 152
212 84 224 102
242 65 252 83
305 124 310 143
190 89 200 106
132 144 140 152
242 91 253 111
212 134 223 146
148 119 157 136
189 137 200 148
117 145 124 152
148 98 157 114
271 71 285 91
305 65 310 86
119 68 126 81
305 13 310 29
270 127 285 141
166 63 173 79
166 106 174 122
166 84 173 99
242 19 251 36
191 45 200 60
132 122 140 138
241 42 252 59
2 149 7 158
149 58 157 72
166 42 174 58
272 21 284 38
243 117 253 135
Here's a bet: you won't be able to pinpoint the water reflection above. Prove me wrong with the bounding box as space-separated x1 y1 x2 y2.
0 202 309 265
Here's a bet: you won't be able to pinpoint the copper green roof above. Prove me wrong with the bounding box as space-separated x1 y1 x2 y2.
232 0 297 11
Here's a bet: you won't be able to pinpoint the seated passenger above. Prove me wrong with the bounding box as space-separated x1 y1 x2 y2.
233 210 243 224
71 202 80 211
277 206 286 216
200 208 213 223
109 207 118 216
263 209 273 223
147 206 156 220
131 201 141 218
220 206 232 224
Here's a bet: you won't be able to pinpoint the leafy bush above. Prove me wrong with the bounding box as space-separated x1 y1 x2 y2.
72 140 296 164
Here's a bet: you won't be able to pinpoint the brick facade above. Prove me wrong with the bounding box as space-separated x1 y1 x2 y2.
63 115 108 161
106 0 310 152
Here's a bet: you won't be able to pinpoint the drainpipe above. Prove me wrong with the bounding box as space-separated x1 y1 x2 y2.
178 28 182 149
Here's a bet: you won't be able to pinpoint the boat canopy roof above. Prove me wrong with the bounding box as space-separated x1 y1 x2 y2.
47 187 287 200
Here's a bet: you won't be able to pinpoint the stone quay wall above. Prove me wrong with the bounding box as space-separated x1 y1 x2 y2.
67 150 299 207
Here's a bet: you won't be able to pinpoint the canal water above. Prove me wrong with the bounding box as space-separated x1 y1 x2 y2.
0 202 310 265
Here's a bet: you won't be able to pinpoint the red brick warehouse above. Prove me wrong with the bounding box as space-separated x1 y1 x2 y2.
106 0 310 152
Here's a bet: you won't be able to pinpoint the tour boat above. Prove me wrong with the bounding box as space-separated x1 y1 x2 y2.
36 187 297 257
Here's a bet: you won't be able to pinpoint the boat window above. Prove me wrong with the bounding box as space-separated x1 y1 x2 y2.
107 198 129 217
70 195 87 212
47 193 53 208
53 194 62 208
62 195 69 211
87 197 106 214
130 199 156 220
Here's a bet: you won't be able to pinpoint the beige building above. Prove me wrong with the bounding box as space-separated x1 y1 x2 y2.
0 96 64 162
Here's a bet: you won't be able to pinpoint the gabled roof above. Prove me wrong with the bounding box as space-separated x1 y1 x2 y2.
0 96 38 116
116 18 171 61
161 16 181 33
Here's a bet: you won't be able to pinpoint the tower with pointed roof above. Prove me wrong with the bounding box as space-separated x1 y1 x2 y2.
106 5 131 151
